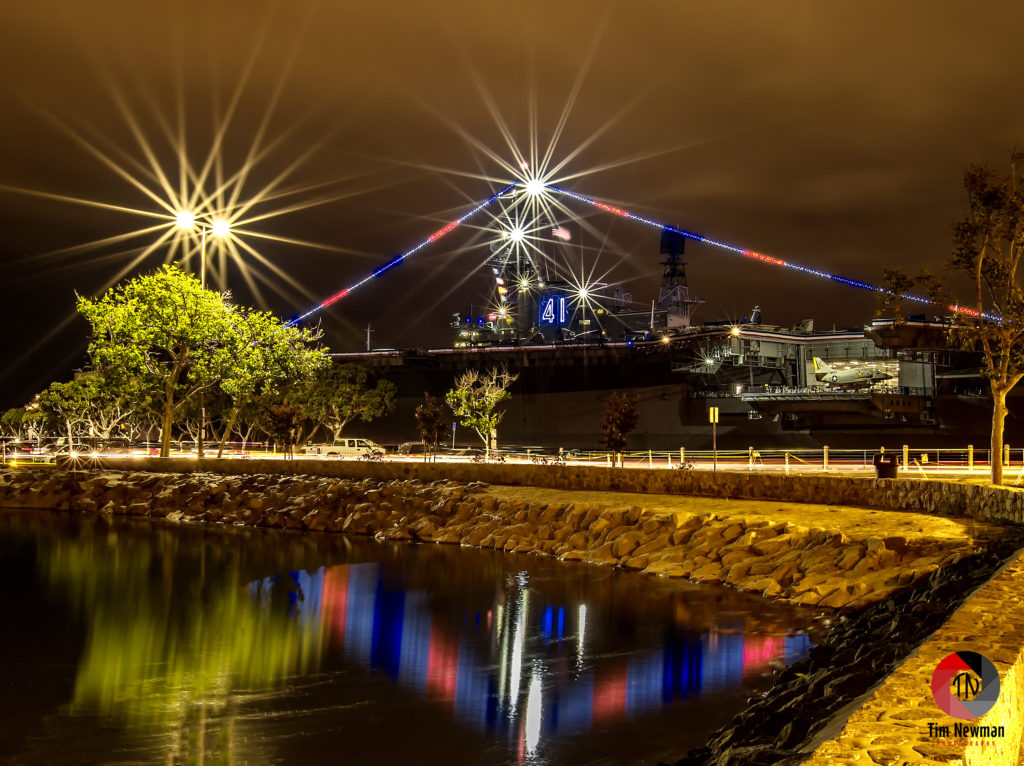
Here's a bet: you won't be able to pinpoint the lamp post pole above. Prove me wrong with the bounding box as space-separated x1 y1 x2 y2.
176 213 230 461
197 225 208 460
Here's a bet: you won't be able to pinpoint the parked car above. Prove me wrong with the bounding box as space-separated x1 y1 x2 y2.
95 438 141 455
301 437 386 458
395 442 483 459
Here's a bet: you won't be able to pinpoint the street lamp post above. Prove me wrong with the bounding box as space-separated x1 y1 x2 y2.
176 212 231 459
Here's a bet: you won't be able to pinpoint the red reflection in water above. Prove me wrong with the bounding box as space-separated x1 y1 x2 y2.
321 566 350 644
427 622 458 704
592 662 629 722
742 635 785 677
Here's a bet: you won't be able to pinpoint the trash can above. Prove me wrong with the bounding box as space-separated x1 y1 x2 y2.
872 452 899 479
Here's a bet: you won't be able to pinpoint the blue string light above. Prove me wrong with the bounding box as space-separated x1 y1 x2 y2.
289 183 517 325
288 178 999 326
547 184 999 321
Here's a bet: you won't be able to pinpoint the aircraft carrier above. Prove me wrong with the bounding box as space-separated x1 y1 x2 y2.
333 230 1008 451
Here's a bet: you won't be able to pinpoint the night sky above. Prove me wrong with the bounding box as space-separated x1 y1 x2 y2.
2 0 1024 408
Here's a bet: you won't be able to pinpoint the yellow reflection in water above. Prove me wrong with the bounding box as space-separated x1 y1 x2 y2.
39 522 328 760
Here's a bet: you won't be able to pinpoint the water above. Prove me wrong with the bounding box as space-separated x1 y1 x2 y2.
0 510 818 765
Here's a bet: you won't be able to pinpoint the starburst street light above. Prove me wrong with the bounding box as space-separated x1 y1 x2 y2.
175 213 233 289
524 178 547 197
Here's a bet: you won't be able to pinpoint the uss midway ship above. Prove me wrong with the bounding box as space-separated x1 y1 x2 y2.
333 230 1006 451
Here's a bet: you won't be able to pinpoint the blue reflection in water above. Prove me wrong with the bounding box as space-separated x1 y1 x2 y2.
247 563 813 756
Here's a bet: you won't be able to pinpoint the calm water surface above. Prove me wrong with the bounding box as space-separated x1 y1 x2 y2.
0 510 819 765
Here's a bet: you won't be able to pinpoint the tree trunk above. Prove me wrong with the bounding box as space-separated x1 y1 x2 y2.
160 399 174 458
217 407 241 459
991 388 1008 485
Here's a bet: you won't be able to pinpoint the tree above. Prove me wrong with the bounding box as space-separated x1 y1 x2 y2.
415 392 451 461
37 378 92 446
1 408 27 440
261 403 305 459
300 363 396 444
876 268 946 320
949 151 1024 484
77 264 249 457
214 309 328 458
36 373 139 445
21 407 51 443
445 366 518 458
599 392 639 467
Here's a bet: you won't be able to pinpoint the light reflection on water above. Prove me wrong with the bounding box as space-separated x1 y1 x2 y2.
0 510 817 765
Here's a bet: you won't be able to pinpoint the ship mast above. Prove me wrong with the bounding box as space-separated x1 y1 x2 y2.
657 228 702 329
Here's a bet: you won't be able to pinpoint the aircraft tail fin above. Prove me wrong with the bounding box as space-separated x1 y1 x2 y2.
812 357 832 379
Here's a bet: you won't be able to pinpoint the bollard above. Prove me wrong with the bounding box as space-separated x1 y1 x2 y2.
785 452 790 475
968 444 973 469
606 454 611 467
903 444 909 468
1005 443 1011 466
748 446 754 469
823 445 829 471
680 448 685 465
648 450 653 468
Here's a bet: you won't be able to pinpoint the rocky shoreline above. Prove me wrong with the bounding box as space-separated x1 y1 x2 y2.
2 465 1021 764
0 467 986 610
671 539 1024 765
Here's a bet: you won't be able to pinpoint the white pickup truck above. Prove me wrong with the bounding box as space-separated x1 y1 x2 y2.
301 437 386 458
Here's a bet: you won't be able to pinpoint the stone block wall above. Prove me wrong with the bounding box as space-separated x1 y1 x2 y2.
806 549 1024 766
89 457 1024 525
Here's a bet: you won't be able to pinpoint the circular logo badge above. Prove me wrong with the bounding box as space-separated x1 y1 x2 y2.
931 651 1000 720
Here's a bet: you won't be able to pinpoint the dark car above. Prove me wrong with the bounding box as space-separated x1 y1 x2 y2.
96 438 138 454
395 442 482 459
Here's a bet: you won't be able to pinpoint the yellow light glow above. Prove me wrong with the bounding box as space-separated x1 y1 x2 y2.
211 220 232 237
176 211 196 229
730 326 741 337
662 336 671 344
509 227 525 243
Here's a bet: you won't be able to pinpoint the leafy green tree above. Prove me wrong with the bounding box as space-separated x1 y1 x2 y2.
415 392 452 461
1 408 27 440
445 366 518 458
261 403 305 458
37 379 92 446
949 151 1024 484
215 309 328 458
22 407 51 442
229 398 267 453
37 373 139 445
77 264 247 457
300 363 395 444
599 392 639 467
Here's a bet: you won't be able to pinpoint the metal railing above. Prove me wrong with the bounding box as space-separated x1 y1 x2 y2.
5 441 1019 480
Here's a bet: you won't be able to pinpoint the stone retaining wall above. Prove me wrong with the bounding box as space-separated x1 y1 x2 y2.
0 466 972 609
806 549 1024 766
86 457 1024 525
672 541 1024 766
